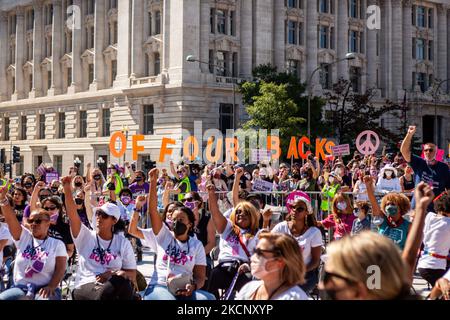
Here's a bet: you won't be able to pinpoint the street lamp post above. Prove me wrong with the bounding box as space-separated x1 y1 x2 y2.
432 79 450 148
307 53 357 140
186 55 237 130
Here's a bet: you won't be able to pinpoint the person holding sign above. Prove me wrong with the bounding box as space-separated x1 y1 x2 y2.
400 125 450 210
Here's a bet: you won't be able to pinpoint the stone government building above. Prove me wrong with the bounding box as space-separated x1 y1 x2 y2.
0 0 449 176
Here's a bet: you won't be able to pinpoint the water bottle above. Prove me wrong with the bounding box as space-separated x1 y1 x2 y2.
25 283 35 300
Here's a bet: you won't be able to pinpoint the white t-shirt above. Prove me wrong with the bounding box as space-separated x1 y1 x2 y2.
139 227 158 252
0 222 13 263
236 280 308 300
376 178 401 193
150 223 206 286
13 226 67 287
271 222 323 266
218 220 260 263
417 213 450 270
72 223 137 288
444 269 450 281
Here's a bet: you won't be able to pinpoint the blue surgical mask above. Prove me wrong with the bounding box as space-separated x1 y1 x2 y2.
385 205 398 217
336 201 347 211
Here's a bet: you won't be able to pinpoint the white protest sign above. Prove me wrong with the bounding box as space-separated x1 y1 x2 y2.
251 149 271 162
331 144 350 156
252 179 274 192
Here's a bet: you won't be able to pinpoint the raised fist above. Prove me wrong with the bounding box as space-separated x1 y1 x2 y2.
149 168 159 181
407 125 416 135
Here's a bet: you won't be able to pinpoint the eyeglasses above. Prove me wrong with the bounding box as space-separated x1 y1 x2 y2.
424 149 434 152
27 217 49 225
182 197 194 202
254 247 281 258
43 206 57 211
293 206 306 213
96 210 111 219
323 270 357 286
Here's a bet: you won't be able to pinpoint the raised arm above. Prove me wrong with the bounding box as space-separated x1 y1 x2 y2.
148 168 162 235
30 181 46 212
86 163 92 183
124 162 136 183
402 182 434 284
206 184 227 234
0 184 22 240
309 158 319 179
84 184 94 223
363 175 382 217
400 126 416 163
232 168 244 206
62 176 81 238
128 195 146 239
169 160 177 178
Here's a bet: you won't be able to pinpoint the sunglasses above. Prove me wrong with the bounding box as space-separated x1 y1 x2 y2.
323 270 357 285
254 247 281 258
293 206 306 213
96 210 111 219
424 149 434 152
43 206 57 211
236 209 250 217
28 217 49 225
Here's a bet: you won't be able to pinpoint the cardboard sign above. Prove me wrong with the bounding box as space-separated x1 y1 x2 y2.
45 172 59 184
252 179 274 192
251 149 271 162
331 144 350 156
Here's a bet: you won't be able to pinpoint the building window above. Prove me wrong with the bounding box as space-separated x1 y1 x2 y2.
90 26 95 48
286 60 300 79
330 27 335 49
87 0 95 15
48 71 52 91
58 113 65 139
219 103 234 134
359 31 364 53
350 66 361 92
232 52 238 78
415 38 425 60
349 0 357 18
9 14 16 35
349 30 357 52
109 0 117 9
428 40 433 61
102 109 110 137
155 11 161 35
216 51 228 76
209 50 214 73
88 64 94 84
230 11 235 36
53 155 62 176
217 10 226 34
416 6 425 27
154 53 160 75
319 0 330 13
143 105 154 135
27 9 34 31
210 8 215 33
45 4 53 25
3 117 10 141
39 114 46 139
428 8 433 28
299 23 304 45
21 116 27 140
414 72 426 92
111 60 117 86
287 0 297 8
79 111 87 138
65 32 72 53
67 67 72 88
112 21 118 44
288 21 297 45
320 64 331 89
319 26 328 48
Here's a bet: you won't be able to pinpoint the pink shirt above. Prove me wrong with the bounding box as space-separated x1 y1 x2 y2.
320 214 356 239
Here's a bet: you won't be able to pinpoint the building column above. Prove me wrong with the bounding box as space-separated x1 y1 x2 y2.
12 7 26 101
366 0 377 89
68 0 82 94
240 0 252 77
199 0 209 74
90 0 106 90
254 0 273 66
0 11 8 101
402 1 412 91
48 0 62 96
379 0 391 98
305 0 318 86
273 0 285 72
391 0 403 99
437 4 448 86
336 0 349 79
161 0 170 74
29 1 44 99
114 0 131 88
130 0 145 78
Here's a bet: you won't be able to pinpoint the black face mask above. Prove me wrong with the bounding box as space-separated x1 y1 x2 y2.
173 220 188 236
93 175 102 181
51 187 59 193
24 183 33 188
39 195 50 202
74 182 83 188
135 176 143 182
75 198 84 205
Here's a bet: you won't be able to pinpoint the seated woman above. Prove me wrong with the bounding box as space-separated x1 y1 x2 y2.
271 191 322 294
143 169 214 300
61 176 137 300
0 184 67 300
317 193 356 241
235 232 308 300
206 184 261 299
364 176 411 250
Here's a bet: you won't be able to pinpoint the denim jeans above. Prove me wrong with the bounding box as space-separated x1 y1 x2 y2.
143 284 215 300
0 284 61 300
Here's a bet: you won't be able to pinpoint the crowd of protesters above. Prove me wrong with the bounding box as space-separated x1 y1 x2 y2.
0 125 449 300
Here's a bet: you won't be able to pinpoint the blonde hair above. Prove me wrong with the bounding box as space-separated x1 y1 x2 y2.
326 231 411 300
229 201 260 239
380 193 411 216
258 232 305 286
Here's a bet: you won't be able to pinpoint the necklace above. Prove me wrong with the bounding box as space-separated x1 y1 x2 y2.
28 236 48 257
254 281 287 300
96 234 114 264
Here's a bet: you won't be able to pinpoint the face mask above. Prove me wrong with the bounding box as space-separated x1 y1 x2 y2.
178 173 184 179
121 196 131 205
244 173 251 180
24 183 33 188
385 171 393 177
49 211 59 223
328 177 335 184
135 176 143 182
336 201 347 211
336 168 343 175
75 198 84 205
250 255 277 279
173 220 188 236
293 174 301 180
93 175 102 181
165 219 174 229
184 201 196 210
74 182 83 188
39 195 50 202
385 205 398 217
51 187 58 193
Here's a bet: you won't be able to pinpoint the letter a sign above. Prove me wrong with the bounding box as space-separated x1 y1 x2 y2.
356 130 380 155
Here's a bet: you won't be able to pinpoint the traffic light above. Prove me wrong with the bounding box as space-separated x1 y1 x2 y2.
12 146 20 163
143 160 156 171
0 148 5 164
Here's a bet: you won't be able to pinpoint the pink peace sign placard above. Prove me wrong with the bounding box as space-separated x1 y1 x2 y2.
356 130 380 155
